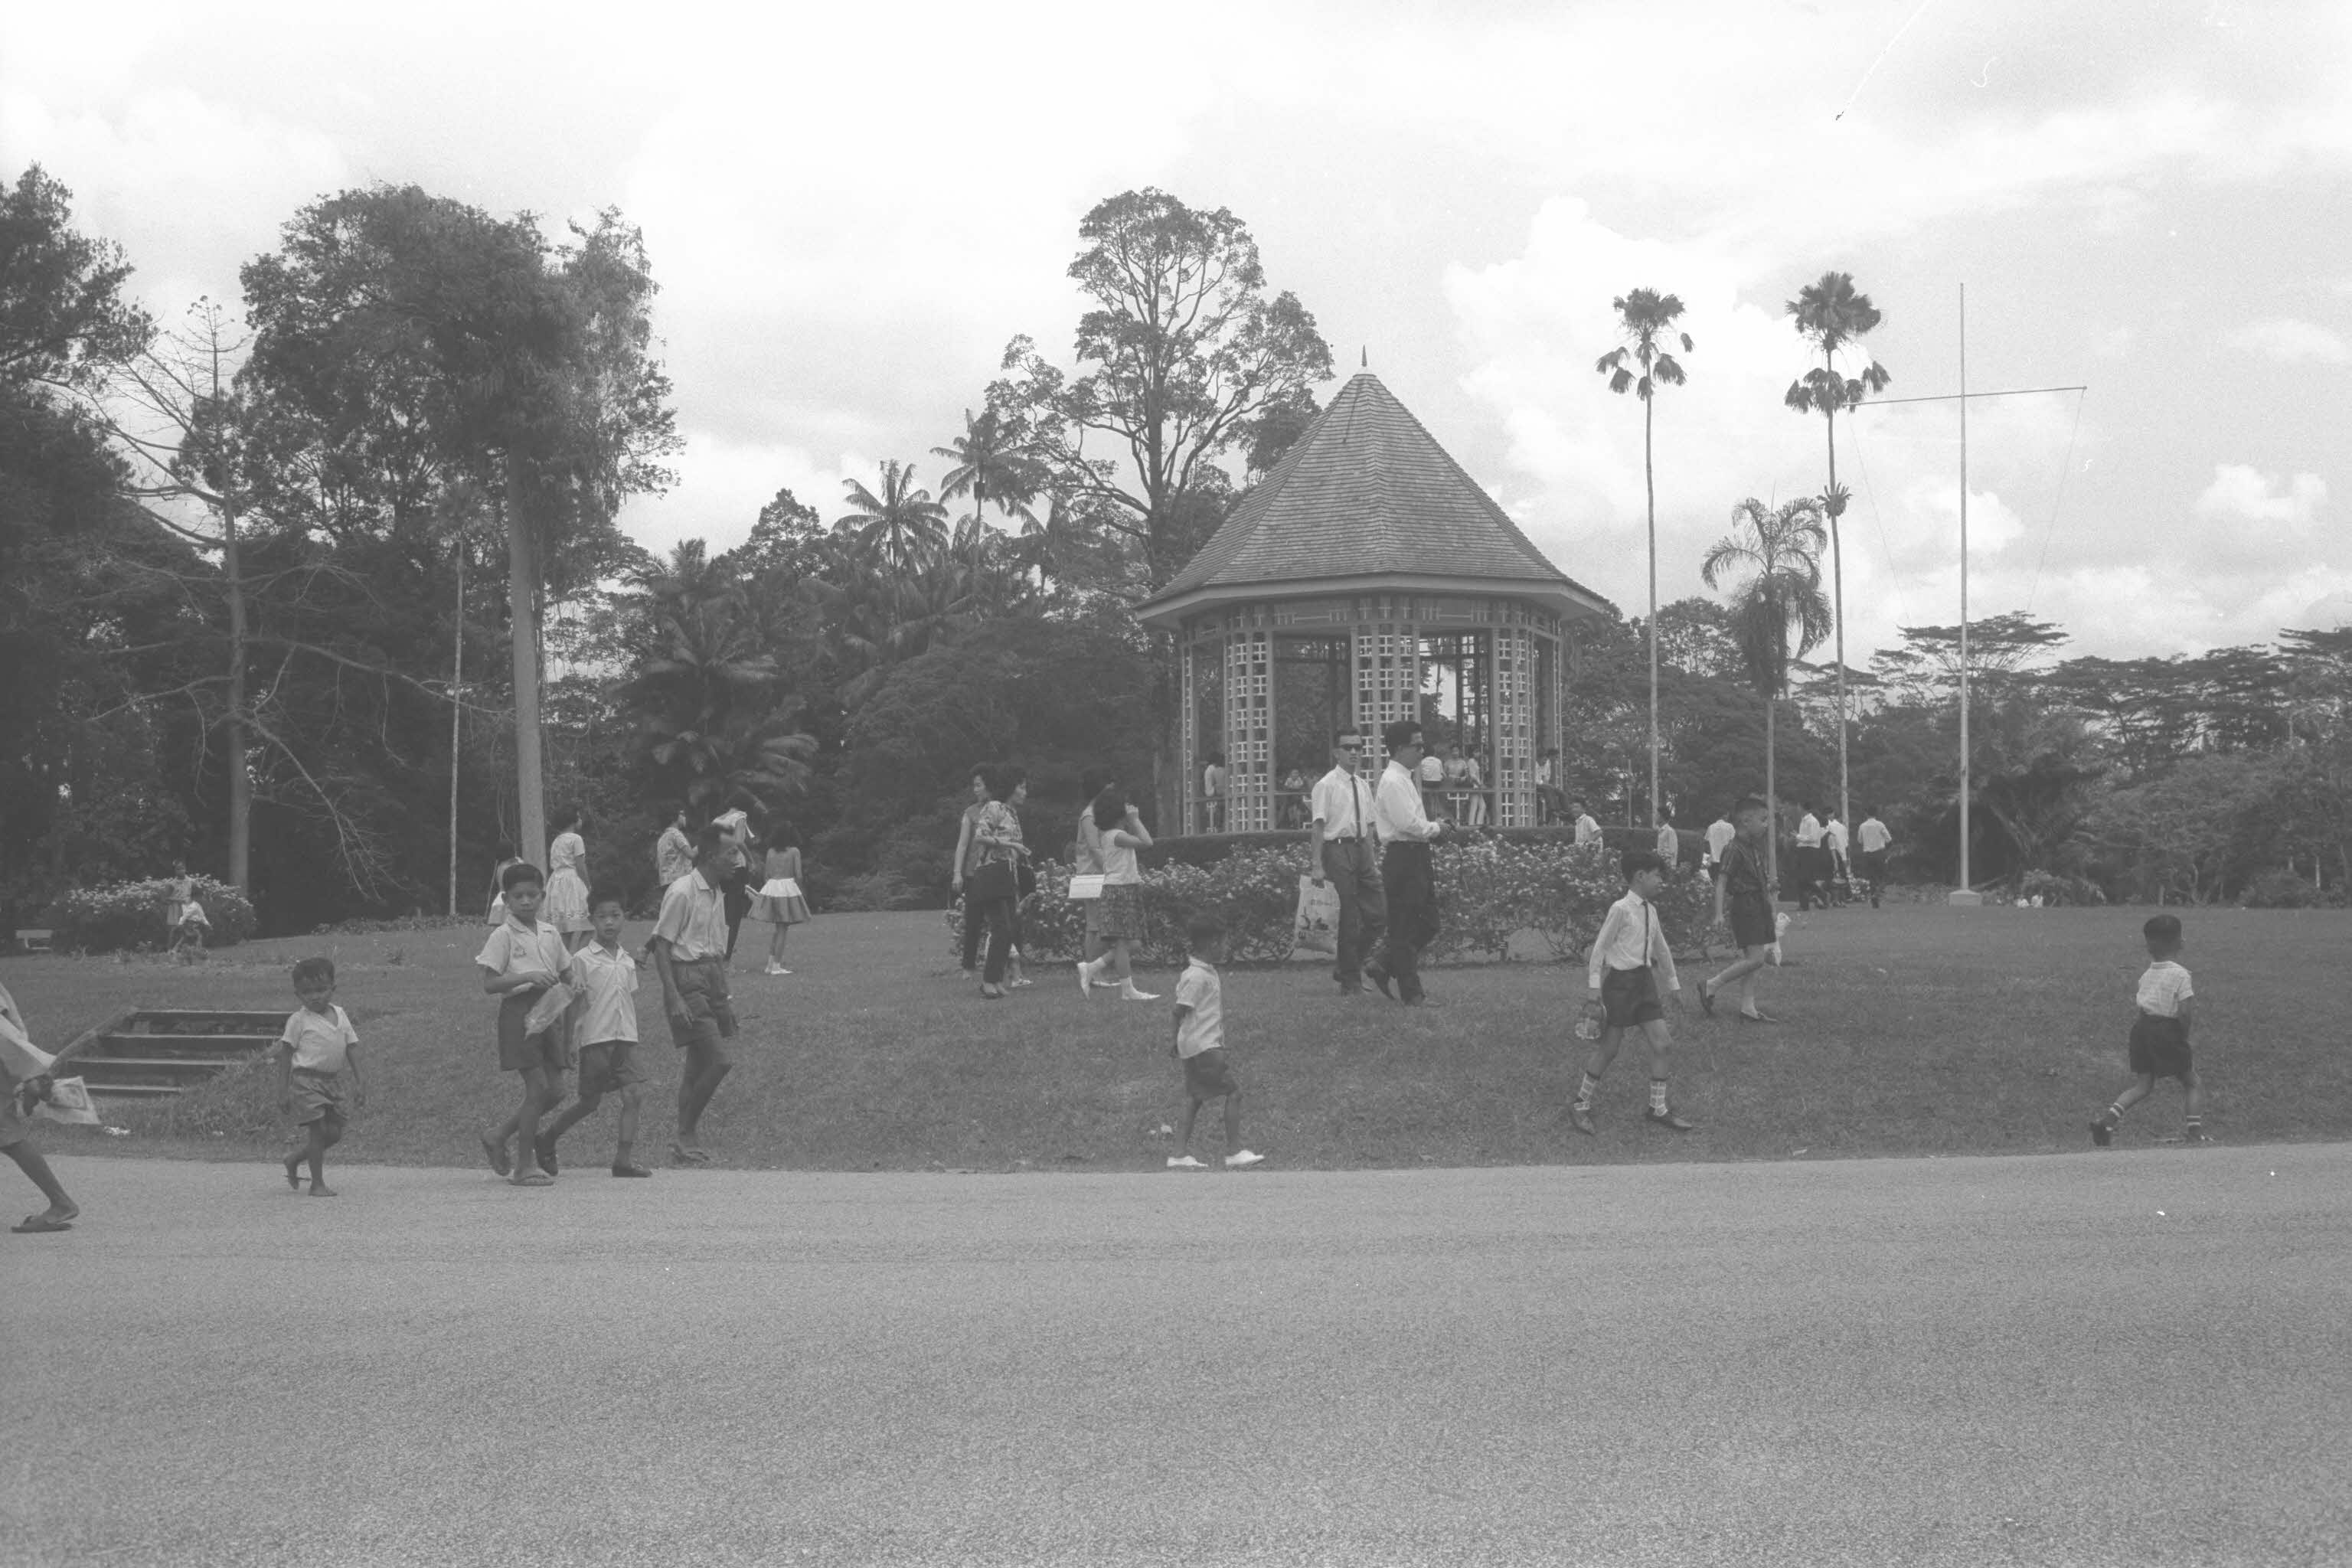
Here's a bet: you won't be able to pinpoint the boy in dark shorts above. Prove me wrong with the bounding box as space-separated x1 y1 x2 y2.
1700 795 1780 1023
2091 914 2204 1145
1572 850 1694 1134
1167 913 1265 1170
539 890 652 1178
477 861 573 1187
276 956 363 1196
652 824 738 1165
1 978 80 1233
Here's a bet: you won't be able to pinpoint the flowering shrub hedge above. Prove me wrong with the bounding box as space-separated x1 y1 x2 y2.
948 839 1719 967
48 876 258 953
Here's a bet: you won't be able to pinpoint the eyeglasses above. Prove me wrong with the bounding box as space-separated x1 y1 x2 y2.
1336 741 1361 750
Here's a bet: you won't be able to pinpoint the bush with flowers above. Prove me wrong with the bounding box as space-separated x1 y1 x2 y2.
947 837 1718 967
48 876 258 954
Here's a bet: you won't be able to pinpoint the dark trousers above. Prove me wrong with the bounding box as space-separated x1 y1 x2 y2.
1321 838 1387 987
960 884 986 971
980 896 1018 984
721 866 753 958
1379 840 1439 1002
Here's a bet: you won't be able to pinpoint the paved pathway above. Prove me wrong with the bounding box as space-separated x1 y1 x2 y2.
6 1145 2349 1567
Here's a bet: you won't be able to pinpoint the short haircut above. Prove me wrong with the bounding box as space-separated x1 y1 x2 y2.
1570 798 1587 811
1382 718 1423 753
1184 911 1226 950
2143 913 2183 946
982 762 1027 799
1734 795 1769 816
291 956 335 988
1092 785 1125 831
1621 849 1664 880
500 860 545 893
1864 803 1880 818
588 885 626 913
551 805 580 831
1332 726 1360 745
694 822 727 857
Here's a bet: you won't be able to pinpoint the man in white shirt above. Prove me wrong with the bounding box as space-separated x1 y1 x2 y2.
1823 813 1851 904
1704 812 1736 875
1856 805 1893 908
1794 802 1827 911
651 825 738 1165
1655 812 1680 871
1571 799 1602 848
1537 748 1566 825
1307 729 1387 995
1372 719 1450 1004
1201 753 1227 834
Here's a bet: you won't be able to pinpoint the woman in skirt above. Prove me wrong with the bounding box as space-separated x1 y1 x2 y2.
750 827 811 975
544 807 593 952
1074 785 1158 1002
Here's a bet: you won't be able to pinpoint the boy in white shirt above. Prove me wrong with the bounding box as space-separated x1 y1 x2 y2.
1571 851 1694 1135
476 861 573 1187
277 956 363 1197
1 978 80 1233
1855 807 1893 907
539 890 653 1178
1570 799 1602 848
2091 915 2205 1145
1166 914 1264 1170
1704 812 1736 875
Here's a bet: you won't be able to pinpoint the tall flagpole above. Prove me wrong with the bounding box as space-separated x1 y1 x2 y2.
1953 284 1978 906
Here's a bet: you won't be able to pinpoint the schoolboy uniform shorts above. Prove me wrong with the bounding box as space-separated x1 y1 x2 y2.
2128 1013 2193 1081
1728 893 1775 950
1600 965 1666 1028
497 991 570 1075
1181 1047 1240 1101
577 1040 645 1098
288 1068 350 1125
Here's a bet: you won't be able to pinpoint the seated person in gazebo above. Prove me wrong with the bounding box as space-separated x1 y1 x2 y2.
1279 766 1310 828
1419 746 1447 819
1442 744 1472 822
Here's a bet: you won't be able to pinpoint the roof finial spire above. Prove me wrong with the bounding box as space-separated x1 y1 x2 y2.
1361 345 1367 369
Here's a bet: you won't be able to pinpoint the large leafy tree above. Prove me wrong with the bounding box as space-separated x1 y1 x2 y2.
1701 497 1833 883
1595 287 1692 825
1783 270 1890 837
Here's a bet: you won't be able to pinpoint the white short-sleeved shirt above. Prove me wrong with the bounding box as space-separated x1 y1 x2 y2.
180 900 211 926
1857 818 1891 853
1174 959 1223 1059
2136 960 2194 1018
572 941 640 1045
475 917 571 984
1101 831 1142 886
1656 824 1679 863
279 1004 358 1074
652 870 729 962
1311 765 1376 841
1705 819 1736 860
1824 820 1849 854
1374 760 1441 843
1419 755 1444 785
1796 814 1824 847
1573 815 1601 847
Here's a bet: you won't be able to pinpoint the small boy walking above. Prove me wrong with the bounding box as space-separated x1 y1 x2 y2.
1166 913 1266 1170
477 861 574 1187
1571 850 1695 1135
2091 914 2206 1146
276 956 363 1197
538 890 653 1178
0 978 79 1233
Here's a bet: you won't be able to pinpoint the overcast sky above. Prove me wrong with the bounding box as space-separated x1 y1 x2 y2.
6 0 2348 665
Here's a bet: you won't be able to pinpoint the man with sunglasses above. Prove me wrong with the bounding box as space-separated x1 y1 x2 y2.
1308 728 1388 995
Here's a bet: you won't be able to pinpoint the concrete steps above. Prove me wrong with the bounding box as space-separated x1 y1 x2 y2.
59 1010 281 1098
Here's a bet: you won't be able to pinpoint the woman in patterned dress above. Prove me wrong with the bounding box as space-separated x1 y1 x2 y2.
544 808 593 952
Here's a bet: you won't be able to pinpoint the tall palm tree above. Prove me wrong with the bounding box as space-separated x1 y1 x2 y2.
1783 270 1891 841
839 460 949 578
933 407 1040 534
1701 497 1834 887
1595 289 1693 825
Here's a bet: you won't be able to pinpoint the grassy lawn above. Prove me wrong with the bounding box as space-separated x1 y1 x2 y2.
4 903 2344 1172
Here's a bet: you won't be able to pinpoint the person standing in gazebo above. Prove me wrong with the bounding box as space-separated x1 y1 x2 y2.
1307 728 1386 996
1371 718 1450 1005
1201 752 1227 835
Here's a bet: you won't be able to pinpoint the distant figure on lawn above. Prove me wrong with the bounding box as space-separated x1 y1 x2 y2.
1166 913 1263 1171
1704 810 1736 877
477 861 574 1188
1855 806 1893 907
652 823 739 1165
277 956 363 1197
1571 850 1694 1135
170 896 211 962
1308 727 1387 997
1794 802 1828 911
1370 718 1452 1006
1700 795 1780 1024
1076 785 1157 1003
712 808 759 968
162 863 193 944
486 844 524 926
1537 748 1566 825
952 769 989 979
1823 812 1851 904
545 805 593 952
966 764 1032 1001
540 889 654 1178
1655 812 1680 871
751 827 810 977
2091 915 2206 1147
655 802 694 890
0 978 80 1233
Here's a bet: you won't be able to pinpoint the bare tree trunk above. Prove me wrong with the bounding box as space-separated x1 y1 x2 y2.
1645 394 1660 826
1827 400 1849 838
504 462 547 870
224 506 252 893
1765 691 1779 889
447 537 466 916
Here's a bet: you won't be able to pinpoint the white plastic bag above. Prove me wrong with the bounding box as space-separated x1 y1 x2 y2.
522 982 575 1037
1293 875 1340 956
33 1076 100 1125
1766 911 1792 967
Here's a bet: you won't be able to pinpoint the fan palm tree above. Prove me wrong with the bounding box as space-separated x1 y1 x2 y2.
839 460 949 578
1595 288 1693 825
1784 270 1891 841
1701 497 1834 886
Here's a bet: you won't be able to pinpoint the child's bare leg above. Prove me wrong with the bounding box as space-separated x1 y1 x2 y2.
675 1042 732 1154
1640 1018 1674 1082
2106 1074 2156 1121
2182 1069 2205 1132
305 1115 340 1195
1178 1096 1203 1154
1579 1027 1625 1089
1221 1089 1243 1153
5 1142 78 1222
544 1088 603 1145
615 1083 644 1167
509 1067 554 1182
769 924 787 965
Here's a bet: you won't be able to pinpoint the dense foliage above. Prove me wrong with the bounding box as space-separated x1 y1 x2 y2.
50 876 257 953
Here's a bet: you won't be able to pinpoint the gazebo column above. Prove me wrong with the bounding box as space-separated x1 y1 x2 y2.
1352 619 1418 783
1223 627 1273 832
1494 625 1535 827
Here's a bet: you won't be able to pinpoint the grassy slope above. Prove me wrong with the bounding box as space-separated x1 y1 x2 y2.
3 903 2343 1171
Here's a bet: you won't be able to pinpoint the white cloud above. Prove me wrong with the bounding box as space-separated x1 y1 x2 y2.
2223 317 2350 364
619 430 878 560
2194 466 2328 530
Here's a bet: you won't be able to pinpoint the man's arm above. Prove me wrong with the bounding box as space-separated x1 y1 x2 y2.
2176 995 2194 1033
951 816 973 891
651 936 688 1027
1307 784 1329 882
1650 913 1682 995
345 1042 364 1108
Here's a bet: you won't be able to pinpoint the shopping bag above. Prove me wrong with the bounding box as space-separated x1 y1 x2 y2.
1066 874 1106 901
0 1007 55 1083
1292 874 1340 956
1766 911 1792 967
522 982 575 1037
32 1076 100 1125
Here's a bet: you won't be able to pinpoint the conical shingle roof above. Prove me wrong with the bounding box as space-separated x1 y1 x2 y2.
1135 371 1612 629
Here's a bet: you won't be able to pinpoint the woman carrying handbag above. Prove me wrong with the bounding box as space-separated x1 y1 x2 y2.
969 764 1031 1000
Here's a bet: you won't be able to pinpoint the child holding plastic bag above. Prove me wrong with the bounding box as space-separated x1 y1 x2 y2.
0 978 82 1233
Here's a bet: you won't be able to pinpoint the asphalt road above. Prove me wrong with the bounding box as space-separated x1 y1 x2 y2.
5 1145 2348 1568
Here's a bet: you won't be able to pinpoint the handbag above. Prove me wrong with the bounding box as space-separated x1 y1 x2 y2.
1017 858 1038 900
968 859 1017 903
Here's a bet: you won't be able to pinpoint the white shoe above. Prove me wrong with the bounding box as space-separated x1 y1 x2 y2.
766 963 791 975
1223 1150 1266 1168
1008 976 1034 988
1122 985 1161 1002
1166 1155 1207 1170
1076 959 1097 998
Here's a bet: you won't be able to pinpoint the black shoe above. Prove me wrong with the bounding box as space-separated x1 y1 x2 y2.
1364 962 1394 999
1643 1106 1696 1132
2181 1127 2208 1144
536 1139 558 1176
2089 1119 2112 1148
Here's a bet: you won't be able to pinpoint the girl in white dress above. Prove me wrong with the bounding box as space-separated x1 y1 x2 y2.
544 808 593 951
750 829 810 975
